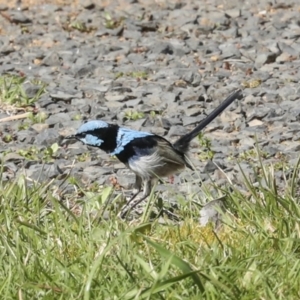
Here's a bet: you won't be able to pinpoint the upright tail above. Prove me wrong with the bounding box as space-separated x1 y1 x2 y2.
173 89 243 153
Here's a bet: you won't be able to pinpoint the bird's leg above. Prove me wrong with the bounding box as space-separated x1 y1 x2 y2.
119 179 152 219
118 175 142 218
125 175 142 206
127 179 152 211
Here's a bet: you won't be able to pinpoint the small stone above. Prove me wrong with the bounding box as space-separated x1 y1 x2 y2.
2 153 24 162
46 164 63 179
117 169 136 189
105 101 126 110
220 111 240 123
24 85 43 99
150 42 174 55
199 197 226 230
9 11 31 23
79 0 95 9
168 125 188 138
75 65 96 78
82 166 111 183
105 93 129 102
203 160 218 173
46 113 71 126
16 130 35 143
0 4 8 10
35 129 60 146
0 46 15 55
225 8 241 18
255 52 277 68
42 52 61 66
248 119 264 127
182 116 205 127
50 91 82 101
276 53 294 63
278 42 299 56
32 123 49 133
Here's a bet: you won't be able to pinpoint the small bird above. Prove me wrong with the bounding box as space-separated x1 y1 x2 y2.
67 89 243 217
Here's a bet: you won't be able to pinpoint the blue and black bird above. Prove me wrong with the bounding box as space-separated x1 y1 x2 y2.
67 89 243 217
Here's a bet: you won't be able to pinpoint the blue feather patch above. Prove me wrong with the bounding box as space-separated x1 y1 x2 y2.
77 120 109 134
111 128 153 155
80 134 103 147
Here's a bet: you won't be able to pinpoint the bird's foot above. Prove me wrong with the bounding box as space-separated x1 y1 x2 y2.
118 194 148 219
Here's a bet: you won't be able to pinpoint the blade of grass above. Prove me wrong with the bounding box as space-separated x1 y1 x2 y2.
141 235 205 293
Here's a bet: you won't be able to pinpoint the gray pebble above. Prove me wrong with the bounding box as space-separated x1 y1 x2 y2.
35 129 60 146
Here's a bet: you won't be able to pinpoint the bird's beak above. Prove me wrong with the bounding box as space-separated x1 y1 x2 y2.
65 135 76 139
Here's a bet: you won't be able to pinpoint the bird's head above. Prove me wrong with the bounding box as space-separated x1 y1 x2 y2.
67 120 119 152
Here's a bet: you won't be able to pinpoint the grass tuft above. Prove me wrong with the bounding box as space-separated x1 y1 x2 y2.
1 148 300 299
0 74 46 108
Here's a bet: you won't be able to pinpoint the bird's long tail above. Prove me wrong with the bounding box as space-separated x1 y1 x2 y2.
173 89 243 153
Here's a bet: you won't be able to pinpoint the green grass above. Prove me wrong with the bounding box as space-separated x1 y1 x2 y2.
103 11 124 29
16 143 59 162
197 133 215 161
0 74 46 107
1 148 300 299
124 110 145 121
115 71 148 80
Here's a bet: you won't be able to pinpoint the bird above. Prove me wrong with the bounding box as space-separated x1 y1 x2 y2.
67 89 243 218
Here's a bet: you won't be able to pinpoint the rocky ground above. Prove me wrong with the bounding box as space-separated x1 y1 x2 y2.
0 0 300 212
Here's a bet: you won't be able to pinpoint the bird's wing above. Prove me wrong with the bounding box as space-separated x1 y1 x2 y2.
155 138 187 166
111 127 153 155
128 137 188 178
133 137 188 167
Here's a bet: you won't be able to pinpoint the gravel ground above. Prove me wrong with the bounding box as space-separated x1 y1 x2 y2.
1 0 300 209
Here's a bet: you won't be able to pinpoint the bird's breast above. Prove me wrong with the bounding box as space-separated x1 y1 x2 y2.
128 149 185 180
